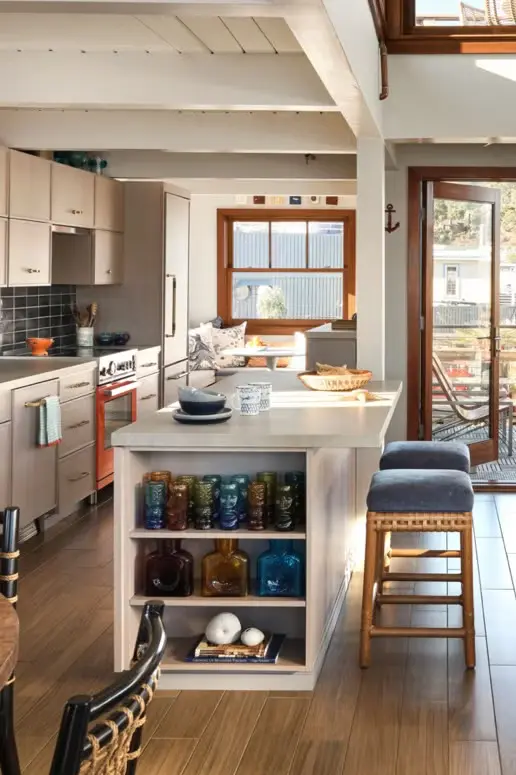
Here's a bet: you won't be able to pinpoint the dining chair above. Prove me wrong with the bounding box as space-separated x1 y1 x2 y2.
0 506 21 775
49 601 166 775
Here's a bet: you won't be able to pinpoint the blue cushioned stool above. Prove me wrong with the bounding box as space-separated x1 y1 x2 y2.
380 441 470 473
360 469 475 669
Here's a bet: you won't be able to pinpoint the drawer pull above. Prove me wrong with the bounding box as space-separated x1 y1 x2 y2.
68 471 90 482
26 268 41 274
71 209 84 215
167 371 188 381
68 381 91 389
140 362 157 368
140 393 157 401
68 420 90 430
25 397 51 408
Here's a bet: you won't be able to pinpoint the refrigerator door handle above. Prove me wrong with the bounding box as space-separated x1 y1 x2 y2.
165 273 176 338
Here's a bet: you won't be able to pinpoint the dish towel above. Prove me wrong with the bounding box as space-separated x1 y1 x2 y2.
37 396 62 447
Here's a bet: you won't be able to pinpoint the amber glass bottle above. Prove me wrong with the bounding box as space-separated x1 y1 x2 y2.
145 540 194 597
201 539 249 597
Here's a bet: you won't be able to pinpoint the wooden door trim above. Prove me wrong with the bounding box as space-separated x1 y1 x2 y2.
407 167 516 440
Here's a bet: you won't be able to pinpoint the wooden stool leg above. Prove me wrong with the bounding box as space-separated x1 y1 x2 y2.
461 525 476 669
376 530 386 596
360 517 378 668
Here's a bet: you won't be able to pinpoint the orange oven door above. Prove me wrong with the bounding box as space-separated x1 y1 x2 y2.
96 380 139 490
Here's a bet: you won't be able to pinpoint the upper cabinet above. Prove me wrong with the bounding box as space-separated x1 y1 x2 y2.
52 229 123 286
9 150 51 222
8 219 51 286
94 176 124 232
51 163 94 228
0 148 8 218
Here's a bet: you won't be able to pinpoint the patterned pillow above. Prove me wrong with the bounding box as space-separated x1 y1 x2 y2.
212 322 247 368
188 323 217 371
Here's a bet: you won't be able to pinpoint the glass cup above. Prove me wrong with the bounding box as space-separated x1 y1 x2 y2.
247 382 272 412
232 385 261 416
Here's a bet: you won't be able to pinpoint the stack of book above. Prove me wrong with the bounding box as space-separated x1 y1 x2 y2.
186 633 285 664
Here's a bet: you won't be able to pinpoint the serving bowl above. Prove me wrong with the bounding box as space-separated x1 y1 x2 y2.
26 337 54 357
178 387 227 415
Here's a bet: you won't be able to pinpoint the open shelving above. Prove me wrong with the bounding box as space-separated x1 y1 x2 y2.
130 593 306 608
130 527 307 540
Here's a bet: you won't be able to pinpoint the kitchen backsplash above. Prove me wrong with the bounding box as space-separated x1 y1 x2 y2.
0 285 77 354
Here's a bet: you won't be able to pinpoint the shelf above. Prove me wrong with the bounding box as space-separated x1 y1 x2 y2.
161 637 307 672
130 528 306 540
130 593 306 608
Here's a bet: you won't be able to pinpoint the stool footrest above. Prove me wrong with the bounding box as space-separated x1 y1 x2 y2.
382 572 462 583
389 549 461 559
376 594 463 606
370 625 466 638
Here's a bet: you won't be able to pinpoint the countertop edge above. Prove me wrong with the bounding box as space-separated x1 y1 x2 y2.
0 359 97 392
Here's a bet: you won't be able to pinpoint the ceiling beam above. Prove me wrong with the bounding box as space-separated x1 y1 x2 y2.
0 1 314 17
0 109 356 152
103 151 357 179
0 52 335 111
168 180 357 196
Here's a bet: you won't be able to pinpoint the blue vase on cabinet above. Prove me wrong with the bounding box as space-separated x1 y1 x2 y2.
257 540 304 597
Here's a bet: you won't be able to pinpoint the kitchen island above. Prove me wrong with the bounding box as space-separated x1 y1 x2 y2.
113 373 402 690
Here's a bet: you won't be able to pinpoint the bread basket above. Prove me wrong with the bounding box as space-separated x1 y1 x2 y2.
298 369 373 392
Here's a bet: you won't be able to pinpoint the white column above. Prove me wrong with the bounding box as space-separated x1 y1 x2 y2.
356 137 385 379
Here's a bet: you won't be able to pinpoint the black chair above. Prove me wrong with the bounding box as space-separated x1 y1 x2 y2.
49 601 166 775
0 506 22 775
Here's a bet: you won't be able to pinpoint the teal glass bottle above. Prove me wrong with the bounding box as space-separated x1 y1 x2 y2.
257 539 304 597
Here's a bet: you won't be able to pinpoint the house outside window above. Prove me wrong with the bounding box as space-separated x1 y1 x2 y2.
445 264 460 298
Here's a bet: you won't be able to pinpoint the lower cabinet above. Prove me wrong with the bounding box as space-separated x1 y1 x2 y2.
137 372 159 419
59 394 95 458
12 379 59 528
0 421 11 509
58 444 95 517
163 361 188 407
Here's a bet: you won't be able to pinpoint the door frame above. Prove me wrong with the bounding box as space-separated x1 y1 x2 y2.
407 167 516 451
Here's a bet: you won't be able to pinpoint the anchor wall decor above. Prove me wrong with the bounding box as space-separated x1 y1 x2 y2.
385 204 400 233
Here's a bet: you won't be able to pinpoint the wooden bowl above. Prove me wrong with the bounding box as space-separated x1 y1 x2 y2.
298 369 372 392
26 337 54 357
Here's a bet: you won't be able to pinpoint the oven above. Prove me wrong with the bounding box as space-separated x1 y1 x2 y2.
96 378 139 490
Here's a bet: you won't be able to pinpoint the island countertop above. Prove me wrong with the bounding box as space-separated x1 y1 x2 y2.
113 372 402 449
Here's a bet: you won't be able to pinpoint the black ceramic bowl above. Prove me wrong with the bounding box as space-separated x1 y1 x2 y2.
179 398 226 416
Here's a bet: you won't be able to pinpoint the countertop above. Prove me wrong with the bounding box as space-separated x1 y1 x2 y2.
113 372 402 450
0 358 97 391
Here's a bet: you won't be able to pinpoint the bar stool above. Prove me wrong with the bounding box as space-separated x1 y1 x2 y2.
380 441 470 473
360 469 475 669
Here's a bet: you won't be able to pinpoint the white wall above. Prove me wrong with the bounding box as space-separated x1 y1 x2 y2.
188 191 357 326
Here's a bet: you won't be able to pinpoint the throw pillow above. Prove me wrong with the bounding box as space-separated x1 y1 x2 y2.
188 323 216 371
212 322 247 368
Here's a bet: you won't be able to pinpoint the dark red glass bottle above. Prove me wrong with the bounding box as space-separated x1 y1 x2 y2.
145 540 194 597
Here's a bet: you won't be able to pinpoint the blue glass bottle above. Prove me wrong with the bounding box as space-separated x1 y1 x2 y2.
257 540 304 597
219 482 239 530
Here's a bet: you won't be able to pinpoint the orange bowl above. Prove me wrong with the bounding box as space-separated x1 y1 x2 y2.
26 337 54 357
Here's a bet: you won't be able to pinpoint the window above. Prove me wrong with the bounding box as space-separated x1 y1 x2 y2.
445 264 460 298
217 210 355 335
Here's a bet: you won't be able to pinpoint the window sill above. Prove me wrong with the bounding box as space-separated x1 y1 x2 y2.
230 320 328 337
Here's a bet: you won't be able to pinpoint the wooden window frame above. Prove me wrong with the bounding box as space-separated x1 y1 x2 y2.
217 208 356 336
385 0 516 53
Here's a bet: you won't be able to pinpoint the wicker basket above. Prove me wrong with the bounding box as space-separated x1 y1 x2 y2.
298 369 373 392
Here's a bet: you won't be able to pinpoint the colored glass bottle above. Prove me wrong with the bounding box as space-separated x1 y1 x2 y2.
194 480 214 530
201 539 250 596
144 480 167 529
166 482 189 531
203 475 222 520
257 540 304 597
274 484 295 531
257 472 277 523
248 481 267 530
219 482 239 530
285 471 306 525
145 540 194 597
175 475 197 526
230 474 250 523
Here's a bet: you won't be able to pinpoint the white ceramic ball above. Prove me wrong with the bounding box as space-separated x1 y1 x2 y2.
241 627 265 647
205 613 241 645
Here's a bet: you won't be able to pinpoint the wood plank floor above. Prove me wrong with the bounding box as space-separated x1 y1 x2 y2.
13 493 516 774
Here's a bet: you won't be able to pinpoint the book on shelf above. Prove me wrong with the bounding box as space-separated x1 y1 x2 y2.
186 633 286 664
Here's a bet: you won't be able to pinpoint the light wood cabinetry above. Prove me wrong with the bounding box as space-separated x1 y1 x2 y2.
0 421 11 510
58 443 95 516
94 175 124 232
60 394 95 458
8 219 51 286
9 150 51 222
137 373 160 418
136 347 161 379
51 163 94 228
59 366 96 401
52 230 123 285
163 361 188 406
0 218 7 287
93 230 123 284
0 147 8 218
164 193 190 366
12 379 59 528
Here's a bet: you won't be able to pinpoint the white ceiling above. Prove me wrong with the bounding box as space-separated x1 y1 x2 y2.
0 12 302 52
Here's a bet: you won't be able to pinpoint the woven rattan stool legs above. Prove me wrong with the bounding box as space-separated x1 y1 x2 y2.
360 510 475 670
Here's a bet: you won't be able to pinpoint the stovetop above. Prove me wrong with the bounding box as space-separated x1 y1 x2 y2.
1 346 138 385
1 346 130 358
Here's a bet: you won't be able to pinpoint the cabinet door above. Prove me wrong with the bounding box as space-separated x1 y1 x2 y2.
9 150 51 222
93 230 123 284
8 219 51 286
164 193 189 366
58 444 95 517
12 380 59 528
0 422 11 510
0 218 7 287
137 373 160 418
94 176 124 232
51 163 94 228
163 361 188 407
0 147 8 217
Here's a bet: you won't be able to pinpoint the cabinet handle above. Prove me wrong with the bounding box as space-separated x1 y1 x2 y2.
68 471 90 482
140 393 157 401
71 209 84 215
68 420 90 430
167 371 188 381
25 396 50 408
140 362 157 368
26 268 41 274
68 381 91 389
106 269 112 275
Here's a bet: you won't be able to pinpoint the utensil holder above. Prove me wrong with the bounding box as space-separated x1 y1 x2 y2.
76 327 94 347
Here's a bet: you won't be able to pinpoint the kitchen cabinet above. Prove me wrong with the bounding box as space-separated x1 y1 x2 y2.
94 176 124 232
137 373 160 418
136 347 161 379
0 147 8 218
58 443 95 517
8 219 51 286
12 379 59 528
163 361 188 407
51 163 94 228
9 150 51 222
60 394 95 458
52 230 123 285
163 193 189 367
0 422 11 510
0 218 7 287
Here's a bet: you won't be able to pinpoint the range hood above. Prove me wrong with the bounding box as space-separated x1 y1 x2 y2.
51 224 91 235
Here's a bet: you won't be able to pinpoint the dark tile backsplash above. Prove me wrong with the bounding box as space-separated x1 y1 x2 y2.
0 285 76 353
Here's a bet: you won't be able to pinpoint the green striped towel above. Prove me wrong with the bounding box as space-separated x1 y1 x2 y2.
37 396 62 447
